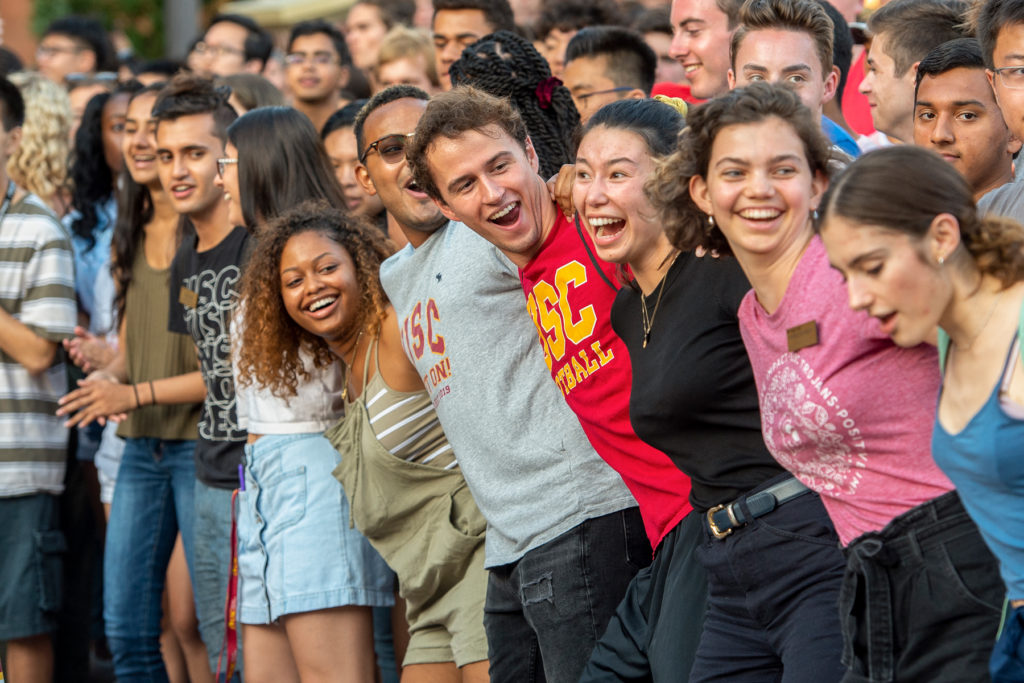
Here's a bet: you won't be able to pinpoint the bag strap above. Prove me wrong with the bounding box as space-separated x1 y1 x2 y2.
574 214 617 293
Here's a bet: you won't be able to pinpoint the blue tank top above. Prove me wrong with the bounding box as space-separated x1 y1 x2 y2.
933 314 1024 599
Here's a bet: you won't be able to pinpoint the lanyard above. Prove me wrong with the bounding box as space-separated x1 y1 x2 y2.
0 180 16 226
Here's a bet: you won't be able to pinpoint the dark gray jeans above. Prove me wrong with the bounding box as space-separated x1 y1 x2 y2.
840 491 1003 683
484 507 650 683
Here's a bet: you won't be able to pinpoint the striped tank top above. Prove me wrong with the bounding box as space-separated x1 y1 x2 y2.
358 339 456 469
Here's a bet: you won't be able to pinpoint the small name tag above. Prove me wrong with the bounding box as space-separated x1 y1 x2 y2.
787 320 819 352
179 286 199 309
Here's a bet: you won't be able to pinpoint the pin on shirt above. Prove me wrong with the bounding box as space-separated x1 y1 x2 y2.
178 286 199 309
787 320 819 352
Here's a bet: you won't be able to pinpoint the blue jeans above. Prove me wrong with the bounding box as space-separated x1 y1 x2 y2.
104 438 197 682
194 478 241 675
484 507 650 683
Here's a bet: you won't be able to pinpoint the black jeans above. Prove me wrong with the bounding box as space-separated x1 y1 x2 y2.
690 476 847 683
840 491 1003 683
484 507 651 683
579 510 708 682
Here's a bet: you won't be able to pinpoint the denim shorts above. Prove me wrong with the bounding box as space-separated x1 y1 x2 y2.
839 491 1003 683
0 493 65 640
237 433 395 624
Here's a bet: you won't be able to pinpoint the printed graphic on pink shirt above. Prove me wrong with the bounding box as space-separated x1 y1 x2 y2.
761 352 868 496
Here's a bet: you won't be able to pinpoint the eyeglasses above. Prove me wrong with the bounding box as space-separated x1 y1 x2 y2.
217 157 238 176
285 51 339 66
37 44 85 59
576 86 635 105
360 132 415 164
193 41 245 59
990 66 1024 90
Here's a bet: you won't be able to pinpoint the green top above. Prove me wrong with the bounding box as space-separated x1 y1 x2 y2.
116 241 200 441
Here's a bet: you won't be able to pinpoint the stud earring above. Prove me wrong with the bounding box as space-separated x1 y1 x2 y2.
937 255 945 265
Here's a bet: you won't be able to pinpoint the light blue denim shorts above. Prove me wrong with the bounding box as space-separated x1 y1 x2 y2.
237 433 395 624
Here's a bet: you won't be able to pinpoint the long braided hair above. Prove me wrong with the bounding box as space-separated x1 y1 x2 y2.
449 30 579 179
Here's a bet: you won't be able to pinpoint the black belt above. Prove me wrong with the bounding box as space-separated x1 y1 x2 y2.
706 476 811 540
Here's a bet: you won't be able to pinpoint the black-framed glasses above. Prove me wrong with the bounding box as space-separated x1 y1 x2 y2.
576 86 635 105
360 132 415 164
217 157 238 176
284 51 339 66
990 66 1024 90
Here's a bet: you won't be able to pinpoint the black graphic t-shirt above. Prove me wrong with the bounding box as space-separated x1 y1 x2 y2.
168 224 250 489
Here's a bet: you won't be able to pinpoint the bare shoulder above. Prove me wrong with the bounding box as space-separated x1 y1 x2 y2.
377 307 427 393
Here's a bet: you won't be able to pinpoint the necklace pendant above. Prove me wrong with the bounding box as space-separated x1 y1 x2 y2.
642 332 649 348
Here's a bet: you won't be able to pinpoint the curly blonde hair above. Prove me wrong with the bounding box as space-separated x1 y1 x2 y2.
235 200 395 397
6 72 71 210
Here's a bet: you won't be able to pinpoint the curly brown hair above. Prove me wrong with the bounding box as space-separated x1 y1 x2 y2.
820 145 1024 288
235 200 394 397
647 82 832 256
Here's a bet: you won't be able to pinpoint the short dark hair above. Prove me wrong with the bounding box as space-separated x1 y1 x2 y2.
133 58 181 79
535 0 624 38
0 76 25 131
972 0 1024 69
408 86 527 202
42 15 117 72
151 73 238 142
868 0 969 77
632 7 672 36
287 19 352 66
915 37 985 98
322 99 368 139
432 0 515 33
353 85 430 154
819 1 851 103
208 14 273 68
566 26 657 96
0 47 24 77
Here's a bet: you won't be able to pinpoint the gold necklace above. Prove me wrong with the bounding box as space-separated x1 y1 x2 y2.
640 252 680 348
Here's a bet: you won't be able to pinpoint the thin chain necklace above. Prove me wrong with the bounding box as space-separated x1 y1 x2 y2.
956 290 1003 352
640 251 680 348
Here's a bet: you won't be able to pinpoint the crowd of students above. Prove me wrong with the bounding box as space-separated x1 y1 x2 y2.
0 0 1023 681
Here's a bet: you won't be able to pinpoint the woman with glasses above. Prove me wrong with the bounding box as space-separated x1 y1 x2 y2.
212 106 395 681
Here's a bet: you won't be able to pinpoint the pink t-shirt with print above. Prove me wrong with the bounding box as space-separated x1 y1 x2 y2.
738 236 953 546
